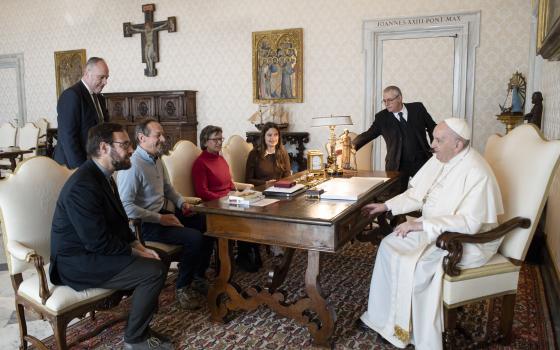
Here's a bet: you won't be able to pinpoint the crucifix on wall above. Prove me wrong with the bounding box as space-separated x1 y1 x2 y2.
123 3 177 77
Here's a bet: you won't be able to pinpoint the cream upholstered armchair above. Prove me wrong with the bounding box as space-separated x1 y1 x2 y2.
436 124 560 348
221 135 254 190
0 122 17 147
17 122 40 158
0 122 18 173
162 140 203 201
0 157 125 349
35 118 50 147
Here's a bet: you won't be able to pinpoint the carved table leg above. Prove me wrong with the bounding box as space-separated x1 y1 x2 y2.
305 250 335 347
208 238 233 322
267 248 295 293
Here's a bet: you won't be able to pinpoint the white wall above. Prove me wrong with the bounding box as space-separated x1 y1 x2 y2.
542 60 560 279
0 0 531 154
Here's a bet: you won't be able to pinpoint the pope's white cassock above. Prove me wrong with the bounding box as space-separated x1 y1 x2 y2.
360 146 503 349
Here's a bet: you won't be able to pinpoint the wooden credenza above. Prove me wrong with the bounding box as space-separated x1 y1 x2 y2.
103 90 198 146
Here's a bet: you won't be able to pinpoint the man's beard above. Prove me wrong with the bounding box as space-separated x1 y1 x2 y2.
155 140 171 157
110 149 131 170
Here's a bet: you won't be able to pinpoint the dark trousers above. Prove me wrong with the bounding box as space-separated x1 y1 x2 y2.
99 257 166 344
141 209 213 289
397 159 427 193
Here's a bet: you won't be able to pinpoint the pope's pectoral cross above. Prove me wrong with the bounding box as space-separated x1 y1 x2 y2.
123 3 176 77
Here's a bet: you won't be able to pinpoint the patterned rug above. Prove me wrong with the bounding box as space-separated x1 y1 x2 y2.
36 242 555 349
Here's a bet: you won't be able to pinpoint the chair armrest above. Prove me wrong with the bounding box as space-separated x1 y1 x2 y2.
436 216 530 277
7 240 36 262
234 182 254 191
129 218 146 246
184 196 202 205
7 240 52 304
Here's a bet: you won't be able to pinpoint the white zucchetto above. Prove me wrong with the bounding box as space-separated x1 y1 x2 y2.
443 118 471 140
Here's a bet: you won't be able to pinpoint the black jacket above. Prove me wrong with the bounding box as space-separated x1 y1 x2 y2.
49 160 136 291
54 81 108 169
353 102 436 171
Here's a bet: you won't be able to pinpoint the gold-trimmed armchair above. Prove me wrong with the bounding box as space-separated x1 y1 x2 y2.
221 135 255 190
0 157 126 350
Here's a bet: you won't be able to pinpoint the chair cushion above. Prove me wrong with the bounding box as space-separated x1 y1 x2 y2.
442 254 520 308
17 266 114 315
145 241 182 255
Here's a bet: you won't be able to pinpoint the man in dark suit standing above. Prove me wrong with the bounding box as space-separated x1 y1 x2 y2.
49 123 172 350
353 86 436 192
54 57 109 169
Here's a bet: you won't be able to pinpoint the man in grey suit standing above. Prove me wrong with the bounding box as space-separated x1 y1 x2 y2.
54 57 109 169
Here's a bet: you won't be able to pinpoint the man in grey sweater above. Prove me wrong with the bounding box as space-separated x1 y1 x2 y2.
117 119 211 310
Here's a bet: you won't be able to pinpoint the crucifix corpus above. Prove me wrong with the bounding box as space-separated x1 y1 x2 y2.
123 3 177 77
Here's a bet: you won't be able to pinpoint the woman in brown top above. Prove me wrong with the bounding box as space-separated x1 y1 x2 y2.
239 123 291 266
245 122 291 185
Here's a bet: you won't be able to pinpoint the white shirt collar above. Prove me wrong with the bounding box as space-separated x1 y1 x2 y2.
81 79 94 95
393 104 408 121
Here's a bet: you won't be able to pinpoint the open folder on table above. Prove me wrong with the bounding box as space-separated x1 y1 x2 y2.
316 177 388 201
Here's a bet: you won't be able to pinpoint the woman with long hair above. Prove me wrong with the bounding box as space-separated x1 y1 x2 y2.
244 122 291 259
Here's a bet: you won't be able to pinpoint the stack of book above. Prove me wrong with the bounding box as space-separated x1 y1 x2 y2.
228 190 265 205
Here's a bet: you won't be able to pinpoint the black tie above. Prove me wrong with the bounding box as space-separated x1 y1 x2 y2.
109 176 119 197
398 112 407 127
93 94 105 124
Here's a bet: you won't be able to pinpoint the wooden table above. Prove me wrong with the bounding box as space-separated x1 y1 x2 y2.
193 170 398 347
0 147 33 178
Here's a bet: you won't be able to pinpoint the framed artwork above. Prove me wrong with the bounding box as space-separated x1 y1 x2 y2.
538 0 560 60
252 28 303 103
307 150 324 173
54 49 86 98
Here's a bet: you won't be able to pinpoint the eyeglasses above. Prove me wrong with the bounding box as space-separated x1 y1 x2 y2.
111 141 132 149
208 137 225 143
382 95 400 104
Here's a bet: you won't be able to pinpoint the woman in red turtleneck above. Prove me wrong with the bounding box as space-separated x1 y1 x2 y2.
192 125 261 273
192 125 235 201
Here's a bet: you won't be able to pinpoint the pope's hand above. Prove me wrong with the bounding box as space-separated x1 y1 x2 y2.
361 203 388 217
394 221 423 238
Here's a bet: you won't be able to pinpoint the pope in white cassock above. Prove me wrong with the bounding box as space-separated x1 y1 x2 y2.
358 118 504 349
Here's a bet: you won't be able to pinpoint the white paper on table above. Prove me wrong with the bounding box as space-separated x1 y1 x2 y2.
317 177 388 201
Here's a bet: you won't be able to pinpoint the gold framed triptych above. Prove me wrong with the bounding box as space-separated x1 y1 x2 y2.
252 28 303 103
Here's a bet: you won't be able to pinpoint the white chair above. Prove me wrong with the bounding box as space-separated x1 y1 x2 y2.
0 122 17 147
162 140 203 200
222 135 255 185
0 157 124 349
436 124 560 347
17 122 40 158
35 118 50 146
326 131 374 171
0 122 18 173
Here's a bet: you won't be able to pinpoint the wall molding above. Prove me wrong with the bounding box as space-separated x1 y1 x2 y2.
0 53 27 126
362 12 480 169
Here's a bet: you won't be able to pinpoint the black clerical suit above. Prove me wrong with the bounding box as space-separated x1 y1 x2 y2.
49 160 166 343
354 102 436 192
54 81 108 169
